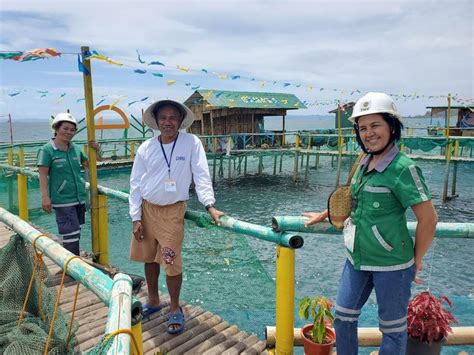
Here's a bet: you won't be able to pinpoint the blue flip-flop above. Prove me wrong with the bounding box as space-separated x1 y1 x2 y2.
142 303 165 318
167 307 185 334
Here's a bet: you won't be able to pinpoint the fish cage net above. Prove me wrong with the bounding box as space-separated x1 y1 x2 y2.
0 235 77 354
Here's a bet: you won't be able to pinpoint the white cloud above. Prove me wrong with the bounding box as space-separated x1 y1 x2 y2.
0 0 472 119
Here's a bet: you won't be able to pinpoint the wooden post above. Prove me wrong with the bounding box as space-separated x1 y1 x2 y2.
258 155 263 174
212 154 217 183
251 113 255 146
293 151 299 182
273 154 277 175
279 153 283 173
7 147 14 211
244 155 248 176
81 46 100 263
451 140 460 197
8 113 13 144
282 114 286 146
304 153 310 181
210 112 214 137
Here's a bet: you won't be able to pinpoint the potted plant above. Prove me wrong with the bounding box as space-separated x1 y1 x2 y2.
406 291 457 355
299 296 336 355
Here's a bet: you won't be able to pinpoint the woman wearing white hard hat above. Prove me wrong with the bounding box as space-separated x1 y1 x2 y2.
37 112 100 255
303 92 438 354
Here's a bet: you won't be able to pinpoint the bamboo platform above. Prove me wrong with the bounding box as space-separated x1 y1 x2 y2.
0 222 268 354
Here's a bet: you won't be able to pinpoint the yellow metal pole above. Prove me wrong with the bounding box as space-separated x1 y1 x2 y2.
17 146 28 220
81 46 100 263
295 134 300 148
97 194 109 265
131 321 144 355
454 140 460 157
307 135 312 150
130 142 136 159
275 245 295 355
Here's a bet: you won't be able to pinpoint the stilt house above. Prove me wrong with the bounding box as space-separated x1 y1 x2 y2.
184 90 306 136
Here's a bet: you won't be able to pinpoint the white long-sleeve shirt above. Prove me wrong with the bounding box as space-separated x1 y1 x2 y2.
129 133 216 221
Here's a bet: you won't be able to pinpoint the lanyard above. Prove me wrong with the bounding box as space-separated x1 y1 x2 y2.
159 133 179 178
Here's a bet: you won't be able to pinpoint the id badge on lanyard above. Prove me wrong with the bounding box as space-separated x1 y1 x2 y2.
160 133 179 193
164 178 177 192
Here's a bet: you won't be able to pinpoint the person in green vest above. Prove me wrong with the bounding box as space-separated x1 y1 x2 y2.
37 112 100 255
303 92 438 354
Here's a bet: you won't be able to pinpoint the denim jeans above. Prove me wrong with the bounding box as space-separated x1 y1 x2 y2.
334 259 416 355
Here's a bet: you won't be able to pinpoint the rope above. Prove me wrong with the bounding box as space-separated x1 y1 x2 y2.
44 255 81 355
66 282 81 348
105 328 141 355
17 233 49 326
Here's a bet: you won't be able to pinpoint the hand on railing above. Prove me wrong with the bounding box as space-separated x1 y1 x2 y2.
41 196 53 213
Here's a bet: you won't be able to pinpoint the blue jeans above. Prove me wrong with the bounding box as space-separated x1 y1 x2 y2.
334 260 416 355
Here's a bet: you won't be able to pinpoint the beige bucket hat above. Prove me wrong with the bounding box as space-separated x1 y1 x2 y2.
143 99 195 130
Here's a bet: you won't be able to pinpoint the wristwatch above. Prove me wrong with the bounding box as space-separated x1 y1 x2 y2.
205 203 215 211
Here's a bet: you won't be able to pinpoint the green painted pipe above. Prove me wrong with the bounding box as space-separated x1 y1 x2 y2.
272 216 474 239
186 210 304 248
0 207 141 323
0 164 304 248
106 273 137 354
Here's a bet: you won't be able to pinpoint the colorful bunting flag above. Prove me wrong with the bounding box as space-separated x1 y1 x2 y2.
136 49 145 64
13 48 61 62
177 65 190 72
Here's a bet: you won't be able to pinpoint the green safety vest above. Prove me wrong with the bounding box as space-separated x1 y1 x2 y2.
348 152 431 271
37 141 88 207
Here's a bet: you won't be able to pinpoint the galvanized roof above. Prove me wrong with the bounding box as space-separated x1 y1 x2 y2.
188 89 306 109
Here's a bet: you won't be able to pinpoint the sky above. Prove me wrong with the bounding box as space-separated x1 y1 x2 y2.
0 0 473 121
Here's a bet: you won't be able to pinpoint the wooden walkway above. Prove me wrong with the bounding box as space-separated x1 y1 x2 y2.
0 222 268 354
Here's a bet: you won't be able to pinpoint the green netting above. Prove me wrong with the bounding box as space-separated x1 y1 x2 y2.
84 335 114 354
402 138 447 152
0 235 77 354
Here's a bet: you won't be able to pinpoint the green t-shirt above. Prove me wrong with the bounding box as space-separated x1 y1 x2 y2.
37 140 88 207
348 151 431 271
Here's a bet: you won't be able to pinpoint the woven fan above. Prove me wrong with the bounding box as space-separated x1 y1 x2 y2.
327 153 366 230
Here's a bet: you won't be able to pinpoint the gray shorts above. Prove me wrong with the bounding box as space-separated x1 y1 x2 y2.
54 204 86 245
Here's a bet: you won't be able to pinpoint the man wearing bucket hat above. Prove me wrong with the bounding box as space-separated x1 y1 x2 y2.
129 98 224 334
37 112 100 256
303 92 437 354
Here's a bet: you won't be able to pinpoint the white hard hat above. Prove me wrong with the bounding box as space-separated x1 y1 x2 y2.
143 99 195 131
51 112 77 129
350 92 402 123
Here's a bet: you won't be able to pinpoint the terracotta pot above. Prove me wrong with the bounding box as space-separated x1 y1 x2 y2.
406 336 445 355
301 324 336 355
